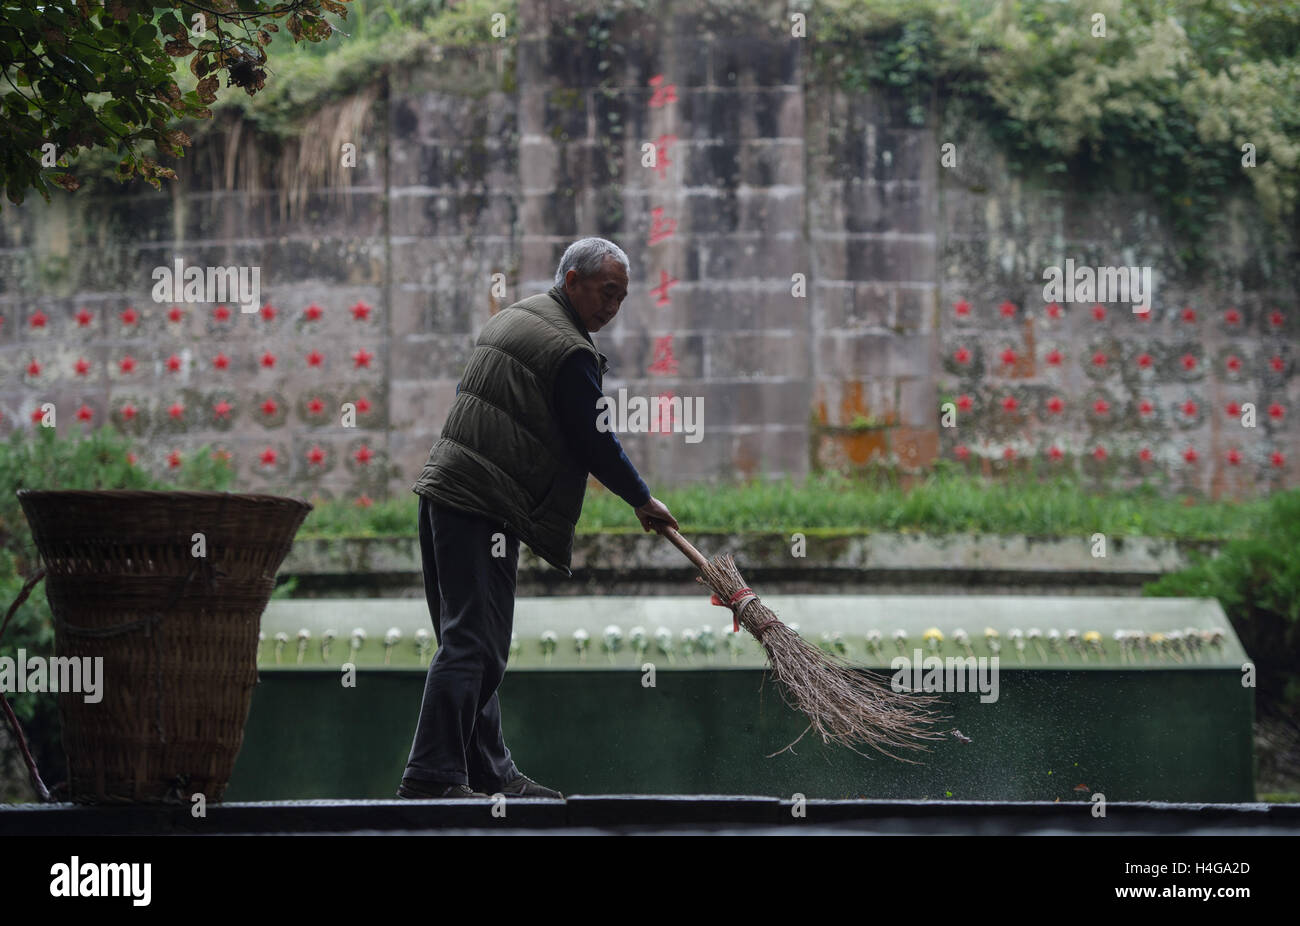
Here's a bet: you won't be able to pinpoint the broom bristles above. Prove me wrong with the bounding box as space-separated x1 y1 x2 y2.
697 553 948 763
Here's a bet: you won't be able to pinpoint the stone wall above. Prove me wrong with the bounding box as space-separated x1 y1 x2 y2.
0 0 1293 503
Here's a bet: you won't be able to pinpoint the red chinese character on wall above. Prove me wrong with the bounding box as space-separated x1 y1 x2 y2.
650 269 679 306
653 390 676 435
651 133 678 180
648 206 677 246
648 75 677 108
648 335 679 376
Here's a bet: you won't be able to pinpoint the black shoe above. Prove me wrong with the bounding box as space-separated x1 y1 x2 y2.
396 777 487 799
485 772 563 799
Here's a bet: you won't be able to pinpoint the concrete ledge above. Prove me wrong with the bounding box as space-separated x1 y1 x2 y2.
281 532 1222 597
2 798 1296 836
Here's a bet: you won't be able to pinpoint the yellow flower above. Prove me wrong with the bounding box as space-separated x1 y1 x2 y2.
1083 630 1102 644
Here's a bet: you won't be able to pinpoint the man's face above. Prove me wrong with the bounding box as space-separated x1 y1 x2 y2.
564 256 628 333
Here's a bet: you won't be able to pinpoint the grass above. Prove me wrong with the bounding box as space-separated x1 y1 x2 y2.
296 469 1268 540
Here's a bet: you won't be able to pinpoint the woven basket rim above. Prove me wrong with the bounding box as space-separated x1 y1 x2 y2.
17 489 313 509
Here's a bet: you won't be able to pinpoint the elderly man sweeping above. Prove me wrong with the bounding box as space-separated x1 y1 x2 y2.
398 237 679 800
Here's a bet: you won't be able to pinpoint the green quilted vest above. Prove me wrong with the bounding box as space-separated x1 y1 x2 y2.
410 286 604 575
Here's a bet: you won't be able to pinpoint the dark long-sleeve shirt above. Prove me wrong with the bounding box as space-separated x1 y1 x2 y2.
552 349 651 508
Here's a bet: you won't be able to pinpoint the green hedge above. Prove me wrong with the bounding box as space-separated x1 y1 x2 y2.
1145 488 1300 721
297 466 1266 539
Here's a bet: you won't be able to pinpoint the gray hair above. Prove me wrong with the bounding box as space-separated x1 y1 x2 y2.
553 237 630 286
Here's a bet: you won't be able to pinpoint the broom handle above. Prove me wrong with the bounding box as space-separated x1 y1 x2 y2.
651 523 711 572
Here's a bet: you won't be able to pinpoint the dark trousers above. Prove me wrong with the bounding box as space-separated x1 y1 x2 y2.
403 496 520 789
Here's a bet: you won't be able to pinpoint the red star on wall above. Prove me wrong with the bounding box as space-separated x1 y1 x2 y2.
1269 310 1284 328
307 350 324 367
260 448 278 465
1182 400 1199 417
260 352 276 368
953 300 971 317
260 399 278 417
213 400 232 419
1181 354 1197 370
355 445 374 464
1046 349 1063 366
168 306 184 323
1138 448 1153 462
954 445 969 461
1137 352 1153 369
1181 308 1197 323
1091 351 1107 367
30 310 47 328
1271 452 1286 467
76 308 93 326
999 301 1016 318
1048 446 1063 461
1227 448 1242 466
999 348 1016 365
1269 403 1285 420
308 446 326 465
213 353 230 370
353 349 373 368
953 347 971 364
1183 448 1199 463
1226 402 1241 417
30 408 43 424
75 357 90 375
76 405 93 422
121 307 138 325
1226 355 1241 372
167 451 182 468
214 305 231 322
304 304 323 321
307 397 325 416
1139 400 1154 416
26 359 41 377
168 403 185 419
166 355 182 372
1225 308 1241 325
1093 399 1110 415
1091 305 1106 321
351 301 372 321
120 403 138 420
1045 303 1062 320
1047 396 1064 414
260 303 277 321
1271 356 1285 372
956 395 973 412
1001 395 1018 412
1092 446 1108 461
355 397 372 414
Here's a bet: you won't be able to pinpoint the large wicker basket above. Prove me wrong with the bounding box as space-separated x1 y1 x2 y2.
16 490 311 803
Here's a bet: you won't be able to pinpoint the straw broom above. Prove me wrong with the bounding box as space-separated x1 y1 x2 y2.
655 525 948 762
